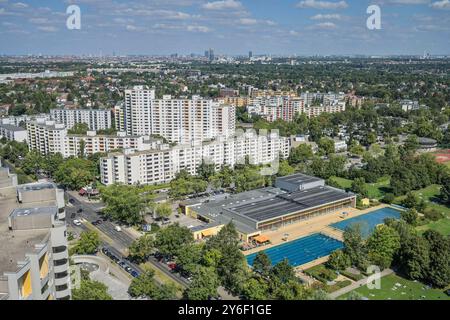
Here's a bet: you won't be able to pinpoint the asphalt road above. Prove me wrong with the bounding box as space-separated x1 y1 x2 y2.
65 192 189 288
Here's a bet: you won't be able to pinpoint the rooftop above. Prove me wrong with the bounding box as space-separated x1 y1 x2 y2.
0 123 26 132
276 173 323 186
229 186 354 223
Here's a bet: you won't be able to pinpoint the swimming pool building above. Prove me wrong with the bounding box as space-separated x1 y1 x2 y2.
181 174 356 241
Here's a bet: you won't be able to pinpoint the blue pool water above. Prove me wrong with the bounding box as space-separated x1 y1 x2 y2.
246 233 343 267
330 207 401 238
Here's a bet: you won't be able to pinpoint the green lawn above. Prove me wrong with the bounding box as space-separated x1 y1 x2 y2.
341 274 450 300
394 184 450 236
329 176 391 199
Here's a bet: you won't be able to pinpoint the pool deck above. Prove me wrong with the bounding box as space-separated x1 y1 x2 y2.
243 204 391 257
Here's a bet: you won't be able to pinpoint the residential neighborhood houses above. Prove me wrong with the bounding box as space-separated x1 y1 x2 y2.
0 55 449 303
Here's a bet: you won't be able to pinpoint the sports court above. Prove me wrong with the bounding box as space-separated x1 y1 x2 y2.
246 233 343 267
330 207 401 238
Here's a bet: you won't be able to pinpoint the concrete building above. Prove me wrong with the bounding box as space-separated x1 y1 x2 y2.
248 94 346 122
181 174 356 242
1 114 51 127
0 123 27 142
0 167 70 300
50 108 112 131
100 130 290 186
115 86 235 144
275 173 324 192
26 120 67 156
26 119 153 157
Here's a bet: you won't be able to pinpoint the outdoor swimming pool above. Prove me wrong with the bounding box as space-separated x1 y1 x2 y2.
330 207 401 238
246 233 343 267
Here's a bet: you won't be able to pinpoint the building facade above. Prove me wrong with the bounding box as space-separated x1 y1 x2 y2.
100 130 290 186
0 124 27 142
0 168 70 300
50 108 112 131
115 86 236 143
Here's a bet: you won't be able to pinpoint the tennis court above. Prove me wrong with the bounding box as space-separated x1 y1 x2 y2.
246 233 343 267
330 207 401 238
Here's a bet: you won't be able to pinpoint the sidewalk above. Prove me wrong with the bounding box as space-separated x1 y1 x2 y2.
329 268 394 299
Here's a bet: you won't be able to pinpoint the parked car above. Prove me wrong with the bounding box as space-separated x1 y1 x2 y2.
70 212 76 219
69 199 75 205
114 226 122 232
77 208 83 213
72 219 82 226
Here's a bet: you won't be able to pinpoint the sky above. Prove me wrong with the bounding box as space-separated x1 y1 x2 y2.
0 0 449 56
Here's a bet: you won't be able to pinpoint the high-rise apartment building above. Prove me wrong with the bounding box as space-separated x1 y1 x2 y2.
100 130 290 186
115 86 235 144
0 166 70 300
50 108 112 131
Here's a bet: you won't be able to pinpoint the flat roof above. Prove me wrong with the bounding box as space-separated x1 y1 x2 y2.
16 182 56 193
0 123 26 132
276 173 323 185
10 206 57 218
228 186 354 223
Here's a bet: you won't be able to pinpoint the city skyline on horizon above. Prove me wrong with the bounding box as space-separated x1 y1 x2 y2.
0 0 450 56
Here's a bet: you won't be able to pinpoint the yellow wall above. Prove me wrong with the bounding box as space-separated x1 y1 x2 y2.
20 270 32 299
39 253 49 279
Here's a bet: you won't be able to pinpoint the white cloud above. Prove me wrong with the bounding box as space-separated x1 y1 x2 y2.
310 13 342 20
296 0 348 9
309 22 337 29
238 18 276 26
125 24 146 32
37 26 58 32
388 0 430 4
186 25 211 32
29 18 50 25
12 2 28 8
202 0 243 10
430 0 450 9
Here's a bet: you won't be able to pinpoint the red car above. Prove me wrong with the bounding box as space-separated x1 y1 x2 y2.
168 262 177 270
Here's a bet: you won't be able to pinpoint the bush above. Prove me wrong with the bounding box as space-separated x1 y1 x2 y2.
381 193 395 204
340 270 364 281
424 208 444 221
326 280 352 293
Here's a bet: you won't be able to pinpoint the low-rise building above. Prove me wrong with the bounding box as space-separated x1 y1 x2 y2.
181 173 356 242
0 123 27 142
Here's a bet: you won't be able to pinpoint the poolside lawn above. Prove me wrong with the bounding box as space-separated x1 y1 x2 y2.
341 274 450 300
394 184 450 236
329 176 391 199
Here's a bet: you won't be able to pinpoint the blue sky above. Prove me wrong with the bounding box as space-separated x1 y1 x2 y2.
0 0 449 55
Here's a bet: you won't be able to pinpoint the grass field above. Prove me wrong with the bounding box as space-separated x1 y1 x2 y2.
341 274 450 300
394 184 450 236
329 176 391 199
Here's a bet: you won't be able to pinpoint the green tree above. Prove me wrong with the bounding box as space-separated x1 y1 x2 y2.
326 249 351 271
423 230 450 288
288 144 313 165
401 208 419 226
381 193 395 204
277 160 295 177
270 259 295 283
351 177 369 197
400 235 430 280
72 279 112 300
68 123 89 134
318 137 335 156
184 266 220 300
128 270 177 300
440 176 450 205
100 184 153 225
154 223 193 257
366 225 400 269
252 251 272 277
54 158 96 190
72 231 100 255
128 234 154 263
21 150 44 176
155 202 172 220
175 243 203 275
242 277 269 300
343 224 368 270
